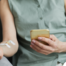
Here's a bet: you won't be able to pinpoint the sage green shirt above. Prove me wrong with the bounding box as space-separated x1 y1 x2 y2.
8 0 66 66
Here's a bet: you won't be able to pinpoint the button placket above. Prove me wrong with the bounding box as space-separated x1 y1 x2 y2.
38 7 43 20
37 3 45 29
37 0 43 20
37 7 44 29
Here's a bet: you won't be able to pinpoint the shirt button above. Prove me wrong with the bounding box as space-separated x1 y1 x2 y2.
40 17 43 20
38 5 40 8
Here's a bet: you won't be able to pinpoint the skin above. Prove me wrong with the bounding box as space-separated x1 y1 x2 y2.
0 1 3 59
0 0 18 59
0 0 66 59
30 0 66 55
30 35 64 55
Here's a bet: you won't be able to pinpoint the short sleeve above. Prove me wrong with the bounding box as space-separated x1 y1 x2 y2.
8 0 13 14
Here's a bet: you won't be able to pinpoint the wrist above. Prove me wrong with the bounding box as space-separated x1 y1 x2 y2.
58 41 66 53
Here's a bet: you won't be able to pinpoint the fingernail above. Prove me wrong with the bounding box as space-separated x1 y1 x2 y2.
38 37 42 40
32 40 36 43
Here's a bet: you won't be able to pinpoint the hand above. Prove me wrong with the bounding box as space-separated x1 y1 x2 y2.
30 35 63 55
0 47 3 59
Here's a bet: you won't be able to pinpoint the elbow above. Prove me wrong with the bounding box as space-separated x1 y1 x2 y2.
11 41 19 57
3 40 19 57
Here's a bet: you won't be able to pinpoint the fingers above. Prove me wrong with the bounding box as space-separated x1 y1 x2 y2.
30 35 59 55
30 43 52 55
38 37 56 48
31 40 55 52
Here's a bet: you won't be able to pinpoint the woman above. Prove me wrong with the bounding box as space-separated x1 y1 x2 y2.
1 0 66 66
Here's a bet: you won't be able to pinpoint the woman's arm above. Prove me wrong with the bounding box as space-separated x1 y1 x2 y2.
64 0 66 11
0 0 18 57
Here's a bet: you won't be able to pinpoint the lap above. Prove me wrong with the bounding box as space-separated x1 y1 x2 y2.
0 56 13 66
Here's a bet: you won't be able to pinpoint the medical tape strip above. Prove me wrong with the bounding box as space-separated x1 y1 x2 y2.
0 40 15 48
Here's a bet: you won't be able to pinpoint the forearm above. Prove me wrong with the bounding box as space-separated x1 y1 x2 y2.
1 10 19 57
1 0 19 57
1 15 19 57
